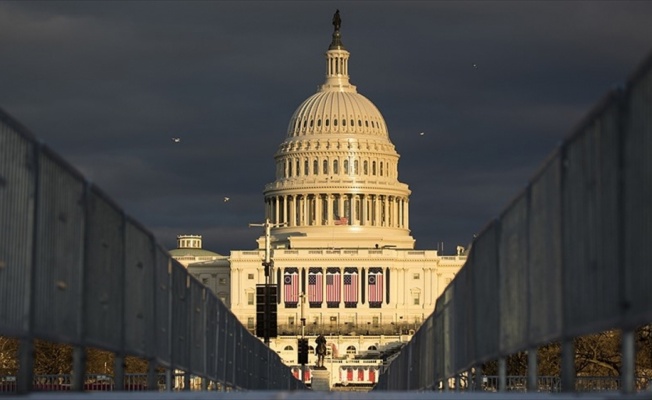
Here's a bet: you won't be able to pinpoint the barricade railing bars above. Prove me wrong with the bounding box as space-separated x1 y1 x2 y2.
375 49 652 394
0 108 307 393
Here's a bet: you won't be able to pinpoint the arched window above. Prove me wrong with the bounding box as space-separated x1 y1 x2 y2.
323 160 328 175
284 345 294 351
367 345 378 351
326 119 330 127
380 161 384 176
288 161 293 177
317 119 322 127
304 159 309 176
334 119 338 127
363 160 368 175
313 160 318 175
343 159 349 174
296 159 300 176
354 160 359 175
372 161 376 175
333 160 339 174
346 346 357 355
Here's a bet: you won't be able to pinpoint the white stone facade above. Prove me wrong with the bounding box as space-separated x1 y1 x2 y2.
227 15 467 356
181 13 467 370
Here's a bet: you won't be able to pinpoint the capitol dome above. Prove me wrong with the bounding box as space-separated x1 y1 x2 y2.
261 11 415 250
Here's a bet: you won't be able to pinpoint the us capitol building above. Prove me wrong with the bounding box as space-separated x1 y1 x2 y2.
171 12 467 385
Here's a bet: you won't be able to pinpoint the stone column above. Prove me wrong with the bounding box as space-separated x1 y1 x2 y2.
290 195 296 227
327 194 333 225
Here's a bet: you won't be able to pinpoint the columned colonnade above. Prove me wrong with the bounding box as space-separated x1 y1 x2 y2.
264 193 409 228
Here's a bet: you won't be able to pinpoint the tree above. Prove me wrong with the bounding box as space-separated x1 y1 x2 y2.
0 336 19 375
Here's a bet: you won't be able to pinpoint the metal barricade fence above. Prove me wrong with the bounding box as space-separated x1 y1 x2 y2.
375 50 652 394
0 108 307 393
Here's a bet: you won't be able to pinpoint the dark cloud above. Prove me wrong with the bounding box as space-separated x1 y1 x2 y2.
2 1 652 255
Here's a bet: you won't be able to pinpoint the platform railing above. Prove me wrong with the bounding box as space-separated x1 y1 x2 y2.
375 50 652 395
0 108 306 394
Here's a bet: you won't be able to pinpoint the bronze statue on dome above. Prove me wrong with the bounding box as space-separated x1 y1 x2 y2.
332 9 341 32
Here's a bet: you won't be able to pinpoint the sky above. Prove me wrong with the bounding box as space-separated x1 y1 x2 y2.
2 1 652 256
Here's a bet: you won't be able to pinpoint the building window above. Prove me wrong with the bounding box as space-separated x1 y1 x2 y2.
354 160 359 175
219 278 226 285
323 160 328 175
413 273 420 280
288 316 295 325
248 273 254 280
363 160 368 175
372 161 376 175
304 159 309 176
343 159 349 174
333 160 339 174
313 160 318 175
247 292 254 305
346 346 357 355
201 278 209 285
284 345 293 351
247 317 254 329
372 316 379 327
413 293 420 305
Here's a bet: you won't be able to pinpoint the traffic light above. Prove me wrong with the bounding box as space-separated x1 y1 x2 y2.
255 285 278 339
297 338 308 364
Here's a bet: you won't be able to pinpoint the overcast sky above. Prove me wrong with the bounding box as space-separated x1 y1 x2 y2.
2 1 651 255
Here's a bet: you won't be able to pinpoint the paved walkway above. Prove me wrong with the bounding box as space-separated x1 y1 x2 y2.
1 390 651 400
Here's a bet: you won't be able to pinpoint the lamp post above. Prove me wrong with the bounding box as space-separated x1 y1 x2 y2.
300 292 306 384
249 218 286 345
